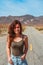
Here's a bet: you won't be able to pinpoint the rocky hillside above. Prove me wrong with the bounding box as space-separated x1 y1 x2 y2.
0 15 43 26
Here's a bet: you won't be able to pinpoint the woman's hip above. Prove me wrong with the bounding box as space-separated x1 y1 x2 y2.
8 54 28 65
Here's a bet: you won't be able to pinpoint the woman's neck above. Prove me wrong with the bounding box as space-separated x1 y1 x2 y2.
15 33 21 37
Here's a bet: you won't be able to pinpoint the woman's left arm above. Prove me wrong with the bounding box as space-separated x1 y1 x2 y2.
21 35 28 60
23 36 28 56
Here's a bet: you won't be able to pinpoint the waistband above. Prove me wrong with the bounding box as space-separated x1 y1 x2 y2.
11 54 21 58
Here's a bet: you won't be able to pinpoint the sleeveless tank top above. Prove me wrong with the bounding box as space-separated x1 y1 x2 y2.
11 35 25 56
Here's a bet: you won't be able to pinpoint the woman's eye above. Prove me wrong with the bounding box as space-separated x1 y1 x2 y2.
17 27 20 28
16 27 20 28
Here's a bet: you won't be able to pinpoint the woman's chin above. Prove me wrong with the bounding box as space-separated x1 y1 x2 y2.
15 32 20 34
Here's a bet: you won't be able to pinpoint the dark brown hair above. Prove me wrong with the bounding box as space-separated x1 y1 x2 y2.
8 20 23 39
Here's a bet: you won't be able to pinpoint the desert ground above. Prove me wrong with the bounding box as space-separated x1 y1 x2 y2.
0 26 43 65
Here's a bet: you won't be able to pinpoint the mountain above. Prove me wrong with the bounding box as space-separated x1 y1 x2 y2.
0 15 43 26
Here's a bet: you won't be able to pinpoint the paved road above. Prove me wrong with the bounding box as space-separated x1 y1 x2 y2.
0 26 43 65
23 26 43 65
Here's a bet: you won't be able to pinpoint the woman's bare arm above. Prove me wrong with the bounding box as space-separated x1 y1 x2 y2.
23 35 28 56
6 34 12 61
6 34 14 65
20 35 28 60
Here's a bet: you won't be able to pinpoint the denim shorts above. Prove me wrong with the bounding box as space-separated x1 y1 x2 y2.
8 54 28 65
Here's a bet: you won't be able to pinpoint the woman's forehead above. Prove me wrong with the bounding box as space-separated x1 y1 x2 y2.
15 24 20 27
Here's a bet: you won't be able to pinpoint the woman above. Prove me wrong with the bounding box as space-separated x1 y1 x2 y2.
6 20 28 65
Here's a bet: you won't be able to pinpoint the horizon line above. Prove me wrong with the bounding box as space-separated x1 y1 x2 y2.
0 14 43 17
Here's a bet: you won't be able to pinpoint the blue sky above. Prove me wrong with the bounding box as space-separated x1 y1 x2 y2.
0 0 43 16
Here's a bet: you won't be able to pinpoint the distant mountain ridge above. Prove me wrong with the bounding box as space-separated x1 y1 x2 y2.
0 15 43 26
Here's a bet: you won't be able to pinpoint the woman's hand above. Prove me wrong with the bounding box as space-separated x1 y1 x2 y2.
8 58 14 65
20 54 26 60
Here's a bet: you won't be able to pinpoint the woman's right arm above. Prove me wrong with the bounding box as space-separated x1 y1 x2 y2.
6 34 14 65
6 34 11 61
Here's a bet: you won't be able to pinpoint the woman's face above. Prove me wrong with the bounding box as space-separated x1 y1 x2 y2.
14 24 20 34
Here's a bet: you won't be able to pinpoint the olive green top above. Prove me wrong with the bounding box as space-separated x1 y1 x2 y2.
11 36 25 56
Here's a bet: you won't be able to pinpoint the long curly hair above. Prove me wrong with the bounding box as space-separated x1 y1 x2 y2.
8 20 23 39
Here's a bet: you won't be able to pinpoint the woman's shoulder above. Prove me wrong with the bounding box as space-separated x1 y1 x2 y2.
7 34 13 42
22 34 28 40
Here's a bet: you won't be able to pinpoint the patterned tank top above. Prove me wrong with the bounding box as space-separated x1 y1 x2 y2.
11 35 25 56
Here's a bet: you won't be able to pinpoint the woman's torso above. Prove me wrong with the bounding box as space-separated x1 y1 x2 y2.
11 35 25 56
